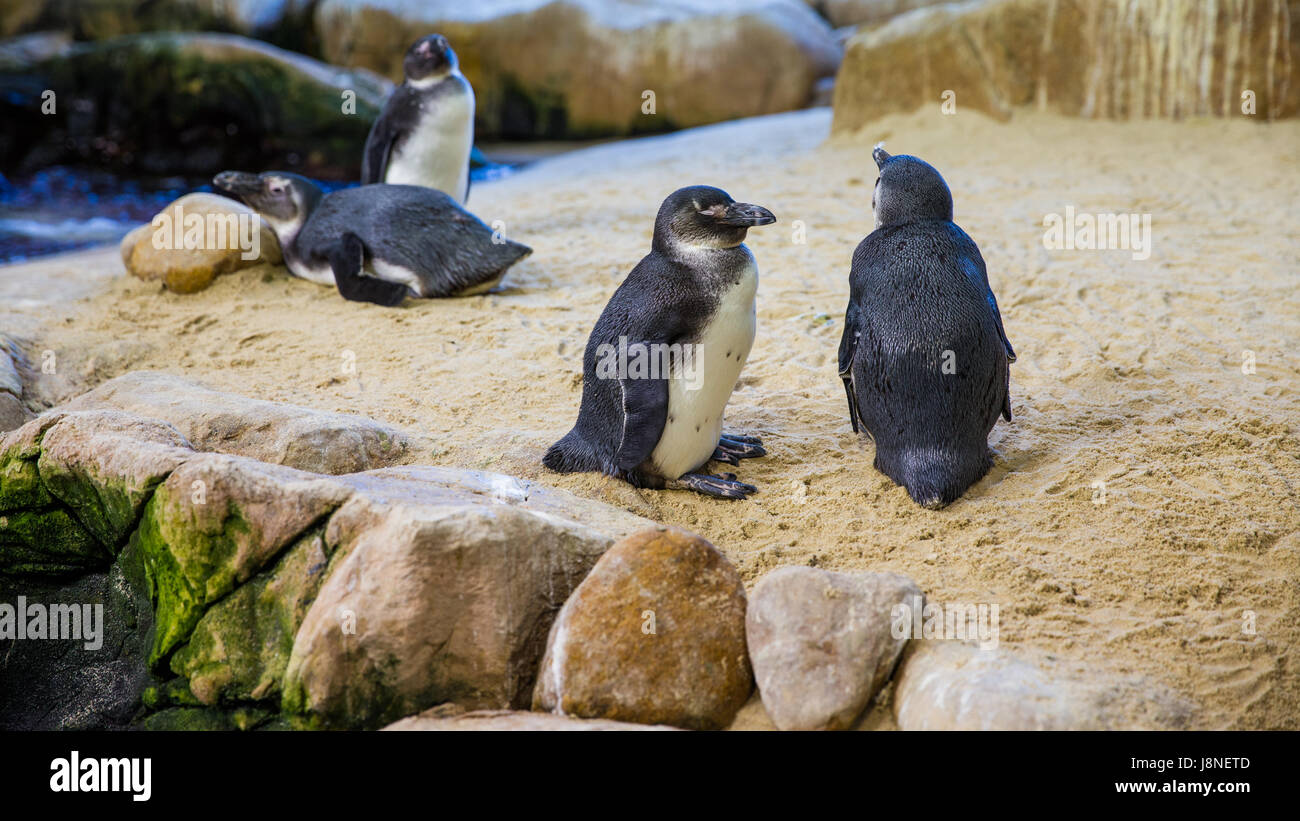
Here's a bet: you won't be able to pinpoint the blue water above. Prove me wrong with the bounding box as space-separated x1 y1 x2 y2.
0 163 518 264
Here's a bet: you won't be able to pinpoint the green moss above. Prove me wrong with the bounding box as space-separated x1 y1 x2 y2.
39 459 160 552
0 508 107 574
170 527 329 705
137 707 235 731
0 453 53 513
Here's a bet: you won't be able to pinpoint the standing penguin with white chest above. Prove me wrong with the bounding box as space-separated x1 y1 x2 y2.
839 146 1016 509
544 186 776 499
362 34 474 204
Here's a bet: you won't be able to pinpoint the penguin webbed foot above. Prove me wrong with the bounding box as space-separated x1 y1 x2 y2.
673 472 758 500
715 433 766 461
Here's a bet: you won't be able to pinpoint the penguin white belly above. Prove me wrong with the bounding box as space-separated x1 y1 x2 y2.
649 257 757 479
386 80 473 204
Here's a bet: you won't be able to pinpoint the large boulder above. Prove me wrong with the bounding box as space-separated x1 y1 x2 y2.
383 707 679 731
62 371 408 475
832 0 1300 132
893 642 1196 730
315 0 842 139
533 526 752 730
1 32 391 177
119 193 282 294
746 566 920 730
0 411 193 574
0 1 308 41
134 452 353 666
281 469 656 729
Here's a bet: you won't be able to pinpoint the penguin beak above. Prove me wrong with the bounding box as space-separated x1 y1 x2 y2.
873 143 892 169
716 202 776 227
213 171 263 199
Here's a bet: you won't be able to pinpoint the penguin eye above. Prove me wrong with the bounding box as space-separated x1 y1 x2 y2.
268 181 285 195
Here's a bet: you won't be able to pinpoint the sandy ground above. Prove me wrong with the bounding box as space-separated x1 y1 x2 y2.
2 107 1298 730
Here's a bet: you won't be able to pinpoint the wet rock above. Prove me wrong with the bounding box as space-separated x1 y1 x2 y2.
119 193 282 294
134 452 352 666
62 371 408 474
383 707 679 731
893 641 1196 730
533 526 752 730
282 470 654 729
3 32 392 177
315 0 842 139
746 566 920 730
832 0 1300 133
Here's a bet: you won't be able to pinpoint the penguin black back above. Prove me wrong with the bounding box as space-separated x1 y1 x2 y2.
839 147 1015 509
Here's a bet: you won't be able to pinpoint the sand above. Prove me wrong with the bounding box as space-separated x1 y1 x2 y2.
3 107 1298 730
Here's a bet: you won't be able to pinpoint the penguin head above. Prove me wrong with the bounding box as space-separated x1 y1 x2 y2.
871 145 954 227
213 171 323 238
653 185 776 253
404 34 457 84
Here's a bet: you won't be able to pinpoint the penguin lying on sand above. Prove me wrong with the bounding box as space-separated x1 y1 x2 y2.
838 146 1016 509
362 34 474 204
213 171 530 306
544 186 775 499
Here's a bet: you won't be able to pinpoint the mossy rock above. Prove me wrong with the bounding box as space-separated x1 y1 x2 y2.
170 527 330 705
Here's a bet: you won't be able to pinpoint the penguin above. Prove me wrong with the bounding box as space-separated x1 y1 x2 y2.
544 185 776 499
361 34 474 204
838 145 1016 509
213 170 530 306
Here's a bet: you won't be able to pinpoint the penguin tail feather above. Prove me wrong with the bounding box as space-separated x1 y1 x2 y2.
542 430 597 474
883 447 991 511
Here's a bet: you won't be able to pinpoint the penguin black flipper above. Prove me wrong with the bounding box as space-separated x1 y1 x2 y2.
614 374 668 473
957 233 1016 363
361 86 421 185
327 232 409 307
838 300 864 434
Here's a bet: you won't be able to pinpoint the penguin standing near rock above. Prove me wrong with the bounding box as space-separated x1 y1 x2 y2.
213 171 530 305
362 34 474 204
838 146 1016 509
544 186 776 499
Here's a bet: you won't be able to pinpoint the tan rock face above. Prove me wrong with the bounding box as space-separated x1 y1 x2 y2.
894 641 1196 730
383 708 679 731
122 193 282 294
533 526 753 730
315 0 842 138
61 371 407 475
746 566 921 730
832 0 1300 132
36 410 194 550
822 0 951 28
281 473 655 729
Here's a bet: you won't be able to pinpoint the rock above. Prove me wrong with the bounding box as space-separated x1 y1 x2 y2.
134 452 352 666
282 470 655 728
37 410 194 551
1 1 306 40
383 708 679 731
533 526 752 730
119 193 282 294
832 0 1300 132
0 394 29 432
2 32 392 177
893 642 1196 730
821 0 952 28
62 371 408 474
315 0 842 139
746 566 920 730
170 526 331 705
0 336 31 432
0 411 191 574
